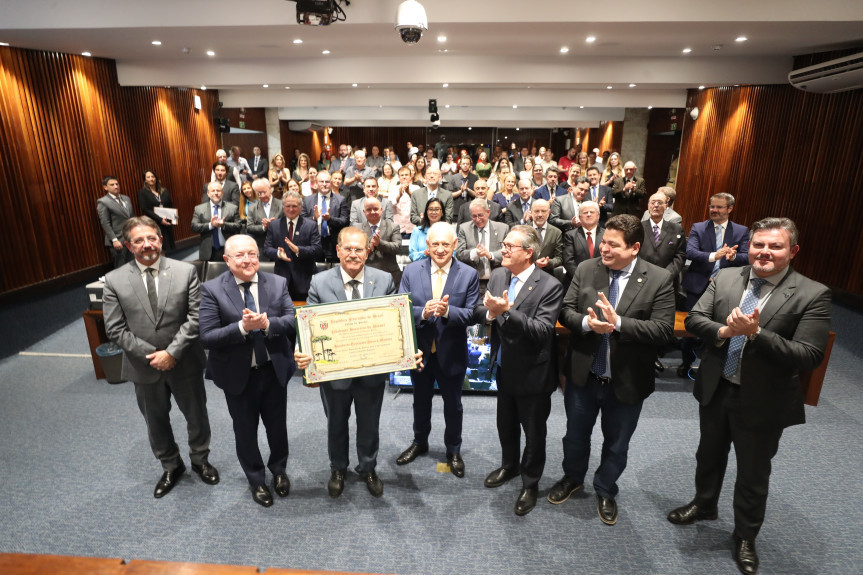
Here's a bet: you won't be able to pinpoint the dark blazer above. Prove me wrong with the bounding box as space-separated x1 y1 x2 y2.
559 257 675 404
190 202 242 260
611 177 647 216
639 219 687 278
264 215 322 298
534 225 564 273
199 270 297 393
410 186 455 225
444 172 479 213
475 266 564 395
201 179 240 205
562 226 604 279
456 198 503 225
137 187 173 224
245 198 283 255
685 266 831 429
355 220 402 279
682 219 749 297
399 258 480 378
533 184 566 201
250 155 269 179
585 184 614 221
96 193 133 246
549 194 582 233
301 192 349 238
504 198 533 227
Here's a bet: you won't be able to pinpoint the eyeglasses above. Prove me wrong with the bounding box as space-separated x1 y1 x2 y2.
502 243 525 252
339 247 367 254
227 252 259 262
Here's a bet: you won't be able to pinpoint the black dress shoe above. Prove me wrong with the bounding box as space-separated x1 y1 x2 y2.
655 358 665 372
514 488 537 516
191 462 220 485
597 494 618 525
396 443 428 465
154 462 186 498
447 453 465 478
667 502 718 525
733 535 759 575
273 473 290 498
252 484 274 507
484 467 520 488
363 470 383 498
328 469 346 498
546 475 583 504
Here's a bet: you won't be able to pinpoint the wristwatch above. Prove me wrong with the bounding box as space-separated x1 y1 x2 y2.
747 327 761 341
501 311 511 322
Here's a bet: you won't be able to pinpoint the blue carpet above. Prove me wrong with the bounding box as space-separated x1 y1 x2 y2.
0 302 860 574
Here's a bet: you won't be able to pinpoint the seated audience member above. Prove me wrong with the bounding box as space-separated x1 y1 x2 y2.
264 190 322 301
409 198 445 261
139 170 176 251
529 199 563 275
192 181 242 261
350 177 394 226
354 196 402 286
245 179 282 258
562 201 603 279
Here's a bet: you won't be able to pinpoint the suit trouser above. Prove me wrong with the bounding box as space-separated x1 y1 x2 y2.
134 372 211 472
693 378 783 540
320 380 385 473
109 245 132 269
409 351 464 454
222 363 289 487
561 375 644 499
496 390 551 490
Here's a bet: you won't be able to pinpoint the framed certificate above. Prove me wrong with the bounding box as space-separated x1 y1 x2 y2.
295 294 418 384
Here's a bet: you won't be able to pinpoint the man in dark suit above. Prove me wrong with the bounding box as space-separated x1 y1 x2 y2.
411 165 454 225
552 215 675 525
250 146 269 180
668 218 831 575
679 193 749 376
102 217 218 498
529 200 563 276
397 222 480 477
533 167 567 201
504 179 535 228
302 170 349 263
199 234 296 508
349 177 394 226
191 181 242 262
550 176 589 233
294 227 399 499
96 175 134 268
611 162 648 216
456 178 503 225
245 179 282 258
639 191 687 285
264 190 322 301
562 201 604 279
354 196 402 286
444 157 479 214
585 167 613 222
476 225 564 515
201 162 240 205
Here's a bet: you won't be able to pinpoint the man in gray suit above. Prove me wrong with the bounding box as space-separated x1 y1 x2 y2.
102 216 219 498
192 181 242 261
410 165 454 225
668 218 831 575
245 179 282 259
529 200 563 276
349 177 394 226
293 227 398 499
201 162 240 205
550 176 589 233
456 198 509 293
354 196 402 286
96 175 134 268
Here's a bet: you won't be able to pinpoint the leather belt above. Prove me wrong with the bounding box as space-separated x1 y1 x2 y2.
589 372 611 385
251 361 272 372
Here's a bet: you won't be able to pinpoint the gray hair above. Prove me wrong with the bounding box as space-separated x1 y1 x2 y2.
578 200 600 215
207 181 223 192
427 221 456 243
469 198 490 213
251 178 271 193
657 186 676 205
509 225 541 263
710 192 735 207
282 190 302 203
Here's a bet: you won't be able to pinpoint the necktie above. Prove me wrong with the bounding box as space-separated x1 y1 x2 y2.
431 268 445 353
212 204 221 250
287 220 294 242
145 268 158 317
477 227 489 278
320 195 329 238
712 224 724 277
590 270 622 377
591 186 597 201
537 227 545 242
348 279 361 300
586 231 594 258
722 278 768 379
496 275 520 365
240 281 269 365
263 202 270 217
653 224 660 246
116 196 127 215
371 224 377 237
428 189 435 200
254 157 259 171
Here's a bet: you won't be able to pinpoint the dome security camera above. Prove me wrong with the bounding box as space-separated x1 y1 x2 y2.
689 107 699 121
395 0 428 45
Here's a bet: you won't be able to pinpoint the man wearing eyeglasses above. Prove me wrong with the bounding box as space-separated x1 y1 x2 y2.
302 170 349 263
476 225 565 516
396 222 480 478
456 198 509 294
199 234 297 508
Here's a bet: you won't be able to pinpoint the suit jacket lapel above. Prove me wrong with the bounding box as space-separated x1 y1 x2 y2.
615 259 647 316
257 272 271 313
759 268 797 325
127 262 156 323
513 267 541 309
224 271 246 314
155 258 172 322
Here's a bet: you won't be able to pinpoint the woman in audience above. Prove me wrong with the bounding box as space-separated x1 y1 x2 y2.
408 197 444 261
530 163 545 189
388 149 402 171
600 152 624 187
520 156 535 182
301 167 318 196
576 151 591 174
378 162 398 198
488 161 511 192
475 151 492 178
441 152 457 175
238 181 257 224
286 179 302 197
292 153 312 183
269 154 290 199
414 155 427 185
317 151 330 172
138 170 175 251
492 173 518 216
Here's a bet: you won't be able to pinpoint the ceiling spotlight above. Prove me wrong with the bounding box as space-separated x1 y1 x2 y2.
285 86 291 89
607 86 613 90
516 128 520 131
468 127 472 130
263 84 269 88
200 85 207 90
682 48 692 54
579 106 584 109
442 83 449 88
560 47 569 53
735 36 748 43
206 50 215 56
512 105 518 109
438 35 447 42
322 50 330 54
445 104 450 108
698 85 705 90
629 83 636 88
81 52 92 57
648 105 653 109
152 41 162 46
293 39 303 45
352 83 358 87
586 36 596 43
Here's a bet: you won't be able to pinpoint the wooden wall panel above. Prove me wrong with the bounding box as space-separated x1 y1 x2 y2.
0 46 219 296
676 84 863 296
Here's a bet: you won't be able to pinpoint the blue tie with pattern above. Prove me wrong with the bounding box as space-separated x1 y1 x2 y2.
496 275 520 366
590 270 622 377
320 195 329 238
711 224 724 277
722 278 768 379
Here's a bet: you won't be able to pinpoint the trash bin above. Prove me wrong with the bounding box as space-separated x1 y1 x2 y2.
95 342 126 384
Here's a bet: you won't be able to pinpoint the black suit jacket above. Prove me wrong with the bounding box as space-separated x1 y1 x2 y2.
562 226 604 279
611 177 647 216
559 257 675 404
534 225 563 274
586 184 614 221
301 192 349 237
638 219 687 278
202 179 240 205
504 198 534 227
263 215 323 298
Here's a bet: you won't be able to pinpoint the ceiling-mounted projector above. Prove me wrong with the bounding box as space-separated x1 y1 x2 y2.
288 0 347 26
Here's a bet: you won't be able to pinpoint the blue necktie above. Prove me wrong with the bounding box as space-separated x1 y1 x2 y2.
371 224 377 236
212 204 221 250
496 275 520 366
711 224 724 277
590 270 622 377
320 195 329 238
241 282 269 366
722 278 768 379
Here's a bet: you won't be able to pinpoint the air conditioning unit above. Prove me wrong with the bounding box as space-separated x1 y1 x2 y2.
288 121 325 132
788 52 863 94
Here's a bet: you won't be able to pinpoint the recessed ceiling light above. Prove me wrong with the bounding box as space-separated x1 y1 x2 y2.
206 50 215 56
629 83 636 88
560 47 569 53
81 52 92 57
579 106 584 109
468 127 472 130
682 48 692 54
512 105 518 109
516 128 520 131
152 41 162 46
442 83 448 88
586 36 596 43
607 86 613 90
322 50 330 55
735 36 747 43
445 104 450 109
698 85 705 90
263 84 269 88
200 85 207 90
293 39 303 44
352 83 358 87
438 35 447 42
648 105 653 110
285 86 291 89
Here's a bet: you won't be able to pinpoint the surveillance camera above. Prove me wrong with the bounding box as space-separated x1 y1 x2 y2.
395 0 428 45
431 120 440 129
689 106 699 121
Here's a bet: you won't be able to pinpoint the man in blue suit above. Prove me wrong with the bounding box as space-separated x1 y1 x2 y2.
302 171 349 263
264 190 322 301
294 227 399 499
396 222 480 477
199 234 297 508
680 193 749 376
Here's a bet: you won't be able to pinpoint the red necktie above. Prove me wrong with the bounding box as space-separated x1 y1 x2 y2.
586 231 594 258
